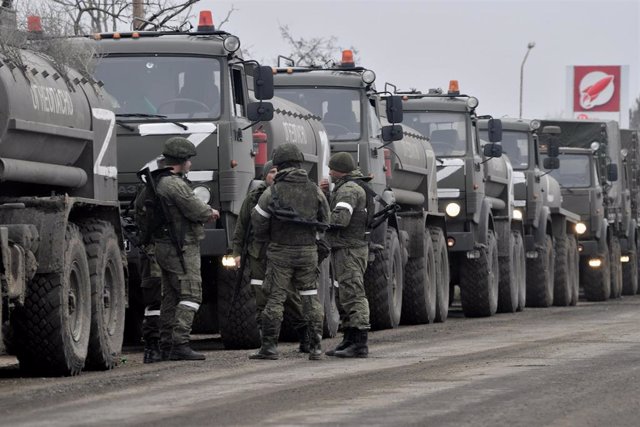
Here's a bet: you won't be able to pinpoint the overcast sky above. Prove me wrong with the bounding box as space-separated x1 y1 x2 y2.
195 0 640 125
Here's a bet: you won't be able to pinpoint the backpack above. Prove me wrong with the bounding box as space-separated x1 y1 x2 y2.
346 177 377 230
134 168 172 245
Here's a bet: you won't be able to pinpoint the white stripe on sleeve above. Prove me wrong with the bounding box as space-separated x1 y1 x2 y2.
254 204 271 218
335 201 353 215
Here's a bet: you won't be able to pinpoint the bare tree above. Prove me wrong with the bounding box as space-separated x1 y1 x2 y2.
278 24 358 67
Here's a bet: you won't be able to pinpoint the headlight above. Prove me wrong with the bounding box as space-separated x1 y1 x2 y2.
445 202 461 217
193 186 211 204
362 69 376 84
530 120 541 130
575 222 587 235
466 97 479 109
221 255 236 268
513 208 523 220
590 141 600 152
223 35 241 53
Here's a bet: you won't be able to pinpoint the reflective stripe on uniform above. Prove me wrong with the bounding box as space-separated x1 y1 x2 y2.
333 280 340 288
335 201 353 214
144 309 161 317
179 301 200 311
254 204 271 218
299 289 318 296
250 279 264 286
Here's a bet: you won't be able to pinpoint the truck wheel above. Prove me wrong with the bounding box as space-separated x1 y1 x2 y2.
80 221 126 370
609 237 623 299
568 236 580 306
401 229 436 324
622 237 638 295
321 258 340 338
460 230 499 317
526 235 554 307
497 222 518 313
581 242 611 301
364 228 403 329
14 224 91 376
431 227 450 323
553 235 571 306
218 265 261 349
514 232 527 311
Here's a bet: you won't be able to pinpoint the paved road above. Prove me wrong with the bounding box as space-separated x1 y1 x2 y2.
2 298 640 426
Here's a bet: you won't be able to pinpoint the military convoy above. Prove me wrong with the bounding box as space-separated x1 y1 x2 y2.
3 3 640 376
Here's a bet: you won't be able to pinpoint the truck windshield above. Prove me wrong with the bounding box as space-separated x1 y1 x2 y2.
480 130 529 170
274 87 361 141
404 111 467 156
543 154 592 188
94 56 221 120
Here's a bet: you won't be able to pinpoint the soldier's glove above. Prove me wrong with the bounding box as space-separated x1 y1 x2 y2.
316 238 331 265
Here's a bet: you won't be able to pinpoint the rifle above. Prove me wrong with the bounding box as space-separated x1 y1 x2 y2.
137 167 186 273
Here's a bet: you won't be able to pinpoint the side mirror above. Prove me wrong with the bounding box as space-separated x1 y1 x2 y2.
487 118 503 142
543 157 560 170
382 124 403 142
608 163 619 182
254 66 274 100
385 96 403 124
483 143 503 158
547 139 560 158
542 125 561 135
247 101 274 122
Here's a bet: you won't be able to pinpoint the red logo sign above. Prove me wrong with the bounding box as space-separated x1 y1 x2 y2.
573 66 621 112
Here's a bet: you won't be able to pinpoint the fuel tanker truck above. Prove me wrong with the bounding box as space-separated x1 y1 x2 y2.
83 11 336 349
539 119 628 301
272 52 449 329
479 119 581 308
620 128 640 294
0 3 126 375
398 83 525 317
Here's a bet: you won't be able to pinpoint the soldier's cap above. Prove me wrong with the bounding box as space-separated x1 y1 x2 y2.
272 143 304 167
162 137 197 161
262 160 275 180
329 152 355 173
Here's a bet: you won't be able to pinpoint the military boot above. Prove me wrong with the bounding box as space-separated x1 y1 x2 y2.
334 329 368 358
249 336 279 360
325 327 354 356
143 339 162 364
160 343 172 361
168 344 206 361
308 332 323 361
296 326 310 353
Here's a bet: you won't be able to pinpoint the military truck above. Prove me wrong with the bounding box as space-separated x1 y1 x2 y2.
399 83 525 317
84 11 338 349
0 3 125 375
479 119 581 307
539 119 627 301
272 52 449 329
620 128 640 295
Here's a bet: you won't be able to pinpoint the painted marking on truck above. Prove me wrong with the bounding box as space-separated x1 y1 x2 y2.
282 122 308 146
92 108 118 178
30 84 74 116
137 123 217 138
187 171 215 182
513 171 526 184
436 158 464 182
437 188 461 198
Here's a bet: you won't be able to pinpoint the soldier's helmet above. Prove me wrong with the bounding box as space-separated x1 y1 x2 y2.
272 143 304 167
329 152 355 173
162 137 197 160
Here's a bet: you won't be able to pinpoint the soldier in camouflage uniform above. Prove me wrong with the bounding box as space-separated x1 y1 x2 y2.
249 144 330 360
230 161 310 352
325 152 371 358
155 137 219 361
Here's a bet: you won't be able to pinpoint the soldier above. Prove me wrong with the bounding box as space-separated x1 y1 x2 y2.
230 161 311 352
325 152 371 358
249 144 330 360
154 137 219 361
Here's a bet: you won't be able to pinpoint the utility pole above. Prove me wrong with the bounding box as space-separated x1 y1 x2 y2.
132 0 145 30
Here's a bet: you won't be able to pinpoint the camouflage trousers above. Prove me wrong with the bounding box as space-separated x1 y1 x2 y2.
332 246 370 330
248 254 306 333
261 245 323 348
156 242 202 348
140 245 162 343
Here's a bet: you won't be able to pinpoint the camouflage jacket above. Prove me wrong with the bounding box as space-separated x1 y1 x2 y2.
252 167 330 248
231 182 268 259
156 173 212 245
327 169 369 248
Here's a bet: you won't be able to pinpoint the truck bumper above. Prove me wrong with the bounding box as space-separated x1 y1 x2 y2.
577 239 599 256
445 231 475 252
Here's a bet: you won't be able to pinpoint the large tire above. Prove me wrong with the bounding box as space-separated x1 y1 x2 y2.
609 236 623 299
401 229 436 324
364 228 404 330
460 230 499 317
553 234 572 306
622 237 638 296
80 221 126 370
568 236 580 306
514 232 527 311
431 227 450 323
14 224 91 376
218 266 261 349
526 235 554 307
581 241 611 301
496 221 518 313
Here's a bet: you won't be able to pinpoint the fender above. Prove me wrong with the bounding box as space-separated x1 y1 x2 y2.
598 221 609 253
477 198 493 245
533 206 552 245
